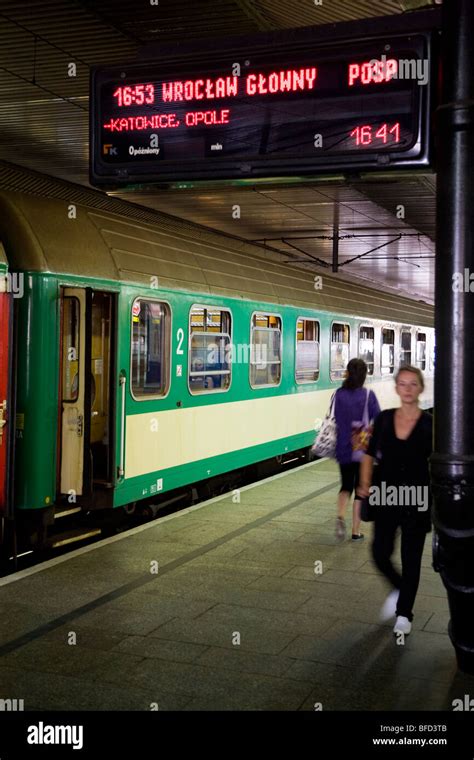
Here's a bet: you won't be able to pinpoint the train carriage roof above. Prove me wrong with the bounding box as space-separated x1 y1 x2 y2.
0 162 433 327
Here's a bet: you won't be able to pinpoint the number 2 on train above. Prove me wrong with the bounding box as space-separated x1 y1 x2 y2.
176 327 184 355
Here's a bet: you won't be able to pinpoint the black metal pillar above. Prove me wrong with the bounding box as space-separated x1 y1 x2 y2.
332 196 339 273
432 0 474 673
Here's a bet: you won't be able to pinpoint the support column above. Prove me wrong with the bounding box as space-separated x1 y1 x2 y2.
432 0 474 672
332 196 339 273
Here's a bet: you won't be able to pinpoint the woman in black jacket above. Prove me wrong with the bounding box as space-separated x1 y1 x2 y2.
358 365 432 636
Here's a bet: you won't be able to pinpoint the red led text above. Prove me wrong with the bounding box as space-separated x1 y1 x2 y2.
348 59 398 86
246 68 317 95
163 77 238 102
185 109 230 126
104 114 180 131
113 84 155 106
350 122 401 145
161 67 317 102
103 109 232 132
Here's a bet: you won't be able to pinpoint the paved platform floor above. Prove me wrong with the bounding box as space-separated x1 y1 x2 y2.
0 459 473 711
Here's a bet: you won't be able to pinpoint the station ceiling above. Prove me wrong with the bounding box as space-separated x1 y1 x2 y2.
0 0 439 303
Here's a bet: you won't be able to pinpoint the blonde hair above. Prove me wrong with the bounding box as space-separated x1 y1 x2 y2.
395 365 424 390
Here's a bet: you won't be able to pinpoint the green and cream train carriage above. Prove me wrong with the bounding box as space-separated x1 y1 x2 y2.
0 169 434 545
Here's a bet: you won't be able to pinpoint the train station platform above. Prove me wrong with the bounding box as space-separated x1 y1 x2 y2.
0 459 472 712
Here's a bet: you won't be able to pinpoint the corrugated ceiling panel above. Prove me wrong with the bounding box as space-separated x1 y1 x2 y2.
77 0 258 41
256 0 405 28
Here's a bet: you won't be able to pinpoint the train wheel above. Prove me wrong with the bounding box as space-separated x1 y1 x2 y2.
139 503 162 520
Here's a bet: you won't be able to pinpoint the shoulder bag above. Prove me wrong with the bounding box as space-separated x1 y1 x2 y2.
312 392 337 459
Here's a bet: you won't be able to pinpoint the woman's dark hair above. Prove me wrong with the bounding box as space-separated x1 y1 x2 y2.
342 358 367 390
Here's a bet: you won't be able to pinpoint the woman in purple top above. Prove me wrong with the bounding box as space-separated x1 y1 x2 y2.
334 358 380 542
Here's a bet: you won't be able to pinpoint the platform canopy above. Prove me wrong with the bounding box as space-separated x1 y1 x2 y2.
0 0 439 302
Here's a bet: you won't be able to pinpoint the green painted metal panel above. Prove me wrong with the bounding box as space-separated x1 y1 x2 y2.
14 275 60 510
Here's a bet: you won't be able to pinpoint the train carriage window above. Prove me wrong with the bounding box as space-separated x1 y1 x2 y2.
62 297 80 402
250 313 282 387
400 329 412 367
296 318 320 383
416 332 427 370
358 326 374 376
381 328 395 375
131 299 170 398
331 323 350 381
189 306 231 393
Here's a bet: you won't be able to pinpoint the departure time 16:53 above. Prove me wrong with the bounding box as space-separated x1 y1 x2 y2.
112 85 155 106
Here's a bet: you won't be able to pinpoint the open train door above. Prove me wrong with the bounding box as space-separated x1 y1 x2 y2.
59 288 92 498
0 270 12 517
59 286 116 504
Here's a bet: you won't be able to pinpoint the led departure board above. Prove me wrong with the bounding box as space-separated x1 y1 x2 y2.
90 30 432 185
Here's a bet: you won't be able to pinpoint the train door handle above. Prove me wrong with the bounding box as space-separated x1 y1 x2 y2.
76 414 84 437
0 400 6 445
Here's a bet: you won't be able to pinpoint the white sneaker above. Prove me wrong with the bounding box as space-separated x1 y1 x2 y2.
393 616 412 635
379 590 399 622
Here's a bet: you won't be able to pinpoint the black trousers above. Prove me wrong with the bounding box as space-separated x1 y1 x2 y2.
338 462 360 495
372 513 427 621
